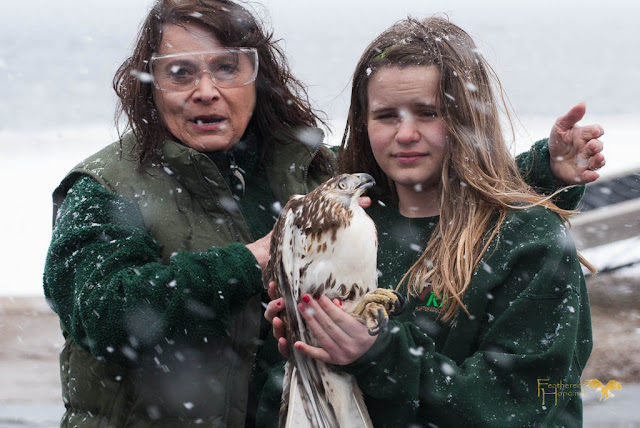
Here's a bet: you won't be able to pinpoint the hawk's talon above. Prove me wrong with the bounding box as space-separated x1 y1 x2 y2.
352 288 404 334
367 308 388 336
377 308 388 330
392 290 407 315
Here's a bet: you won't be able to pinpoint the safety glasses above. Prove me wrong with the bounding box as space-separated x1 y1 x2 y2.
149 48 258 91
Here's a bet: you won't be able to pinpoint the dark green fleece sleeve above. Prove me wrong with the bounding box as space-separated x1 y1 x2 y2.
43 176 264 366
516 138 585 210
344 207 591 427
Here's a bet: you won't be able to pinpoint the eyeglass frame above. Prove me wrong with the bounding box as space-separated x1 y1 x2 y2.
149 48 259 91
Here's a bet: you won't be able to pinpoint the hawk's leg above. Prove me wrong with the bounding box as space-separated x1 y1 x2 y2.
351 289 406 335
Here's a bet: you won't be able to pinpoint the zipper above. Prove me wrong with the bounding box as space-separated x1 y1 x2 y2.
223 339 240 426
228 152 246 195
190 153 241 242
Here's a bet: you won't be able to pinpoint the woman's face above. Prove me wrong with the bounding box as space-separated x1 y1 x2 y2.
367 65 448 194
152 23 257 152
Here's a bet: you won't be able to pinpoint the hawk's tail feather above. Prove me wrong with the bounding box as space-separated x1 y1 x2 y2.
284 359 373 428
279 258 337 427
283 363 337 428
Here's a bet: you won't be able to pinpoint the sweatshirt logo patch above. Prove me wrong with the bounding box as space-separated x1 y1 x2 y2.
416 283 445 313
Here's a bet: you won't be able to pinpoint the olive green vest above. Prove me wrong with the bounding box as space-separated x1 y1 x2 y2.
52 131 332 427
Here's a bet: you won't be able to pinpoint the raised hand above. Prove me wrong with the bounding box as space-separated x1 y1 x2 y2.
549 102 605 184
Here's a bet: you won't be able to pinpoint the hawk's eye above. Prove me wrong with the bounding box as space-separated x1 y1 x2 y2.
338 181 347 190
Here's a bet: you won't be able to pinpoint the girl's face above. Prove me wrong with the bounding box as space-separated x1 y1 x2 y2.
367 65 448 195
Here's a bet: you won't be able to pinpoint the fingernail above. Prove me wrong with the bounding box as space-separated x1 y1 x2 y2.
276 300 282 307
295 343 302 350
298 303 306 313
339 301 343 306
302 295 311 303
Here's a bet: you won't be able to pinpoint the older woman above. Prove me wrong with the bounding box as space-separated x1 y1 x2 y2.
43 0 335 425
44 0 604 426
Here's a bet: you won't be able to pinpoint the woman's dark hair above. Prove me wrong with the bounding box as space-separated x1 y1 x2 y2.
114 0 332 173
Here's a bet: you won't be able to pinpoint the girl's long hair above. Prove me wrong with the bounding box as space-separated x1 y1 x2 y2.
113 0 332 174
339 16 594 322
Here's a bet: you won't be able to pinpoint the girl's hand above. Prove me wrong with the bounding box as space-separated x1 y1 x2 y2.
294 295 377 365
549 102 605 184
264 281 289 357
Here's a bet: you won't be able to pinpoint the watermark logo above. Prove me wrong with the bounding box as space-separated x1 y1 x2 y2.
537 379 584 406
537 378 623 405
582 379 622 401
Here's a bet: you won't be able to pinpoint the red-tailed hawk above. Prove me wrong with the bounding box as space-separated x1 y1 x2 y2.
263 173 404 428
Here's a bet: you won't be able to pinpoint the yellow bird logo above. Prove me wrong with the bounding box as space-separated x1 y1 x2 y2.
582 379 622 401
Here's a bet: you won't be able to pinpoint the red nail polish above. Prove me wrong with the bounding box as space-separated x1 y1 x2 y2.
276 300 281 307
298 303 305 313
295 343 302 350
302 295 311 303
339 301 343 306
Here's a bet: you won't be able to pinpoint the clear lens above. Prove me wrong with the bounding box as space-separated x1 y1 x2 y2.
150 48 258 91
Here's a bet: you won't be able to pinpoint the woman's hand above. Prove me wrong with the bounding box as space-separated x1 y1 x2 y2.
549 102 605 184
294 295 377 366
246 231 272 270
358 196 372 209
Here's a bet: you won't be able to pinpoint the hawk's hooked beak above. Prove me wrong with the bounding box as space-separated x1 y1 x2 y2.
354 173 375 191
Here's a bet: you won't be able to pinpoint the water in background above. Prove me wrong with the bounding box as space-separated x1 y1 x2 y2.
1 0 639 295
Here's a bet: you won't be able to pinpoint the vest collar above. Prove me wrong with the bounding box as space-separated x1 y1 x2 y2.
160 127 325 204
261 127 325 204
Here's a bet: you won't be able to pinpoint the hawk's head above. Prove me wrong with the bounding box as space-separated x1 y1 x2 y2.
318 173 375 209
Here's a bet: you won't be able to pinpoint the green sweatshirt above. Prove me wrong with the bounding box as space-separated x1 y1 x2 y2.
45 137 274 367
343 204 591 428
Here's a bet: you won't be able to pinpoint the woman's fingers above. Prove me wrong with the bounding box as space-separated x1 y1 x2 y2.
358 196 372 209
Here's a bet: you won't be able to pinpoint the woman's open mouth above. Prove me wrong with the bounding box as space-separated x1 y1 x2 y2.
192 116 224 125
191 116 227 130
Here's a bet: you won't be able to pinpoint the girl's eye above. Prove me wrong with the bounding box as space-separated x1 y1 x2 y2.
375 113 398 120
418 110 437 118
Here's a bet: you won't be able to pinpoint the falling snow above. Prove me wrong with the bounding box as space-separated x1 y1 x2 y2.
409 346 425 356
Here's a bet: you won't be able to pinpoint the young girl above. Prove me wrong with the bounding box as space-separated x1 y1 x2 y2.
272 16 597 427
